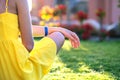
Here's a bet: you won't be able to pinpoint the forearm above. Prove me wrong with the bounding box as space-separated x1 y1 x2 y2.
32 25 80 48
32 25 44 37
32 25 61 37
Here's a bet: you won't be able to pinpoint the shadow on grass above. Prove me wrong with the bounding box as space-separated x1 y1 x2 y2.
58 40 120 80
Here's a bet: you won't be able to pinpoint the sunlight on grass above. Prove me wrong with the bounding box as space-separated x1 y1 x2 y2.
62 40 89 51
78 62 91 72
34 39 119 80
43 56 115 80
80 45 89 51
43 73 115 80
62 40 72 51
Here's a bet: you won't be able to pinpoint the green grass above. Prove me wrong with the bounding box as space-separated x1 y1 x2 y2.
35 39 120 80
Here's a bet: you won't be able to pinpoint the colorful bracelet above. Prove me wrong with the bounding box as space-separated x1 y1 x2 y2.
44 26 48 36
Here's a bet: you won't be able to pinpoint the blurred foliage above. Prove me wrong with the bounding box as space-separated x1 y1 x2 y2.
76 11 88 23
53 4 66 16
38 6 54 21
96 8 106 20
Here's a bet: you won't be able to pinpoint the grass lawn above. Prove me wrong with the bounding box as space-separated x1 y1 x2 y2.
34 38 120 80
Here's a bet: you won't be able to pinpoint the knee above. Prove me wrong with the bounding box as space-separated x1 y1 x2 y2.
54 32 65 41
48 32 65 52
48 32 65 42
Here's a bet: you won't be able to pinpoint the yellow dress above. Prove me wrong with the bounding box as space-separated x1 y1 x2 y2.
0 1 57 80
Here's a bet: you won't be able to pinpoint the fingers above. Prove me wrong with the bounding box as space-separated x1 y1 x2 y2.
60 28 80 48
70 39 78 48
69 32 80 48
70 40 75 48
71 32 80 47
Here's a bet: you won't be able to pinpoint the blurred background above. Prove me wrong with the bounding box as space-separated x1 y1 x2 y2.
29 0 120 80
30 0 120 41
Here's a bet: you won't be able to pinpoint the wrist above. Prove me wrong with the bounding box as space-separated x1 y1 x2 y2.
44 26 48 36
48 27 64 35
49 27 59 34
57 27 64 33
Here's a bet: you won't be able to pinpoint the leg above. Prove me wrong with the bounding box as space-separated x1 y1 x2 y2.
29 32 65 76
47 32 65 53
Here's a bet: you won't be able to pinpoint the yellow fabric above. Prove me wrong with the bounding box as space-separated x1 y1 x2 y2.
0 7 57 80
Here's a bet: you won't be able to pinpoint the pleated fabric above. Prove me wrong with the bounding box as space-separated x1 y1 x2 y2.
0 8 57 80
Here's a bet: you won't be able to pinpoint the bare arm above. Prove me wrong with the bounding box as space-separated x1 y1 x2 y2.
32 26 80 48
16 0 34 52
32 25 58 37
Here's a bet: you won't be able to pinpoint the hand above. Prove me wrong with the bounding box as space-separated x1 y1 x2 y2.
58 27 80 48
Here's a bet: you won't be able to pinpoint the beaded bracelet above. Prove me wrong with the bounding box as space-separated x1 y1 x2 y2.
44 26 48 36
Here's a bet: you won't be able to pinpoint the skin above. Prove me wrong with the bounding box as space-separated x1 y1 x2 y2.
32 26 80 49
0 0 80 53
